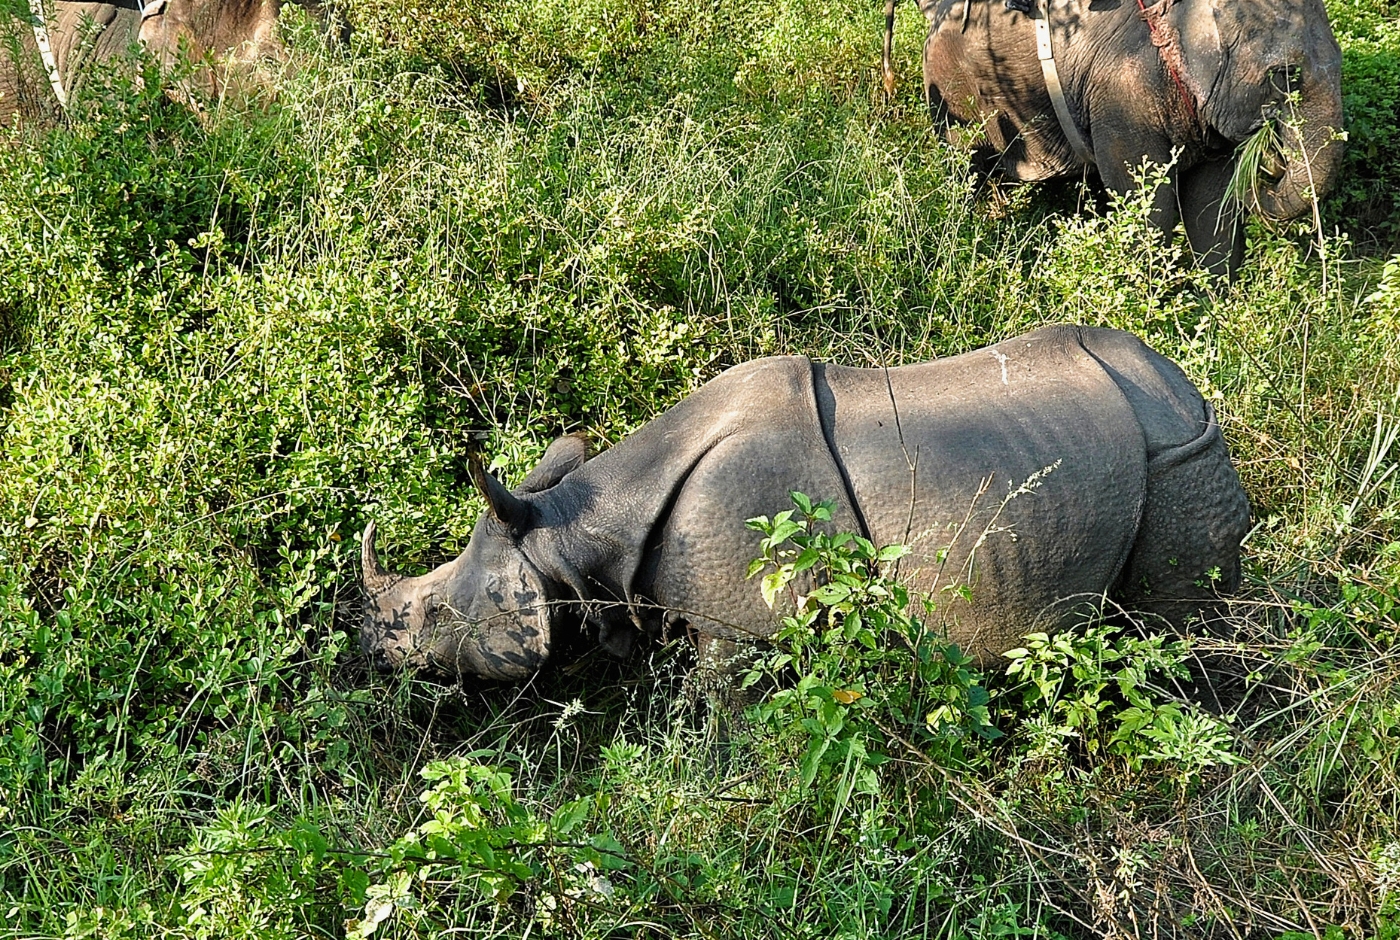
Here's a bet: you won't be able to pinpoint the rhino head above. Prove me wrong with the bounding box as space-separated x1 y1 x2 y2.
360 435 589 681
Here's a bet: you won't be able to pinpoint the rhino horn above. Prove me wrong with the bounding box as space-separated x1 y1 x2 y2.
361 520 402 598
468 454 534 532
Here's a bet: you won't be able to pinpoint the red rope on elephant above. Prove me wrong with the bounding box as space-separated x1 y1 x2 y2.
1135 0 1198 122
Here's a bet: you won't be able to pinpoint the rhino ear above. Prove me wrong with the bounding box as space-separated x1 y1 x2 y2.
516 433 589 494
469 455 534 532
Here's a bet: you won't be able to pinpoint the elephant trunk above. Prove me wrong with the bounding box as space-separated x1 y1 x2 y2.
1250 76 1344 222
1254 114 1338 222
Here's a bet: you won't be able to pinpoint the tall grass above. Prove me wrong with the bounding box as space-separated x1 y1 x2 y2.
0 0 1399 936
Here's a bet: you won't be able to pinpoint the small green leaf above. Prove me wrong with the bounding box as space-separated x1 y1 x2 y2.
550 797 592 836
761 568 791 609
771 519 804 544
876 543 910 562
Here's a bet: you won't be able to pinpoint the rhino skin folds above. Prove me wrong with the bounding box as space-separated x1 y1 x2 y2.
361 325 1250 684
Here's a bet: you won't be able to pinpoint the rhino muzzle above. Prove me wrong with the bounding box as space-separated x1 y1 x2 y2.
360 520 420 671
359 517 557 680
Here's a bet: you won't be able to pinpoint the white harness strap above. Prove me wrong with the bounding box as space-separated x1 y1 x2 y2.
28 0 68 108
1033 0 1095 164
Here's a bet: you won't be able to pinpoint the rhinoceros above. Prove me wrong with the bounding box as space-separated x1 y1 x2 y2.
361 324 1250 682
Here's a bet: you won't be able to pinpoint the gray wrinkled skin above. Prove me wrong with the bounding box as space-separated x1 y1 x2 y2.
362 325 1250 684
913 0 1343 277
1 0 283 124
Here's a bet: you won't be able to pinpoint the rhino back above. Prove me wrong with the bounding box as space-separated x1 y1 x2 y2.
532 327 1244 665
1074 325 1215 456
818 325 1148 657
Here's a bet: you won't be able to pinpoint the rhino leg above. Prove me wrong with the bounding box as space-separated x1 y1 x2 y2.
1073 330 1250 628
1114 421 1250 629
684 632 769 718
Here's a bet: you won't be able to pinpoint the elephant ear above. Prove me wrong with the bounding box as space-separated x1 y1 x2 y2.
516 433 590 494
1172 1 1224 118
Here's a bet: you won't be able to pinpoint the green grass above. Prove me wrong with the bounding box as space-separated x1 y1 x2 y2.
1 0 1399 936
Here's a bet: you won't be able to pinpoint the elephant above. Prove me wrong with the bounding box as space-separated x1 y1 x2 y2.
360 325 1250 686
883 0 1344 276
0 0 283 123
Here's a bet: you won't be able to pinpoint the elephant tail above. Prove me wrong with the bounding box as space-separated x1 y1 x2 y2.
882 0 898 97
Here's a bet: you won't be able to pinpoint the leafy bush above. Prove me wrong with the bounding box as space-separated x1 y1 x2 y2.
345 756 628 937
743 493 999 803
1004 626 1239 781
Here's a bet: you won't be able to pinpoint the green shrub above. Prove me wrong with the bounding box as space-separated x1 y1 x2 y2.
1004 626 1239 781
743 492 999 804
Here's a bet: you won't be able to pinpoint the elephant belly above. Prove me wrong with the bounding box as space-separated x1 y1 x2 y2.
54 6 141 96
923 0 1080 181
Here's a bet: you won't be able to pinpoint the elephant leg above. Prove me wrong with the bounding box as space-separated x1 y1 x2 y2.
1094 133 1181 238
923 28 951 128
1178 159 1246 279
925 72 950 127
